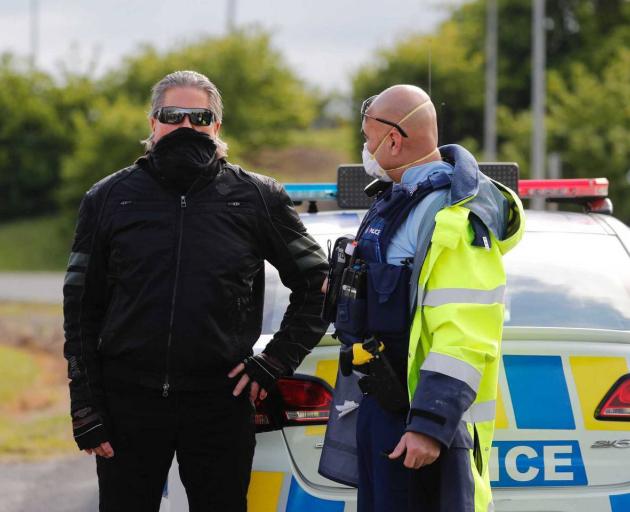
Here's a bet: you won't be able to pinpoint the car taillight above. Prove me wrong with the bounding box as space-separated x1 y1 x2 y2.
595 374 630 421
254 376 333 431
277 377 333 425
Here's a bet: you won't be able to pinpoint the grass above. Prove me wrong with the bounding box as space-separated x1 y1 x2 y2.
288 124 355 159
0 215 69 271
0 345 75 459
0 345 39 404
242 125 358 184
0 302 62 316
0 414 75 460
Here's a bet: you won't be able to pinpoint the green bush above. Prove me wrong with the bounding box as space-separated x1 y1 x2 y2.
0 57 68 220
58 96 148 214
104 28 316 152
351 21 484 153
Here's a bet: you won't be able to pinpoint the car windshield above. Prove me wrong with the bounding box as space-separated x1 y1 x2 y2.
261 230 630 334
503 232 630 330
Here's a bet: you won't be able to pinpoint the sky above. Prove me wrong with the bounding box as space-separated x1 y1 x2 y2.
0 0 461 92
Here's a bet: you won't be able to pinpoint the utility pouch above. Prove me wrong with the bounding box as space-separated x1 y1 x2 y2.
360 350 408 413
334 264 368 337
318 366 362 487
366 262 411 334
322 236 355 322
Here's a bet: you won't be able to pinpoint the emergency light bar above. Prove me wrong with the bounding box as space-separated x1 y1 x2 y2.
518 178 608 199
335 163 521 209
284 170 612 214
518 177 611 214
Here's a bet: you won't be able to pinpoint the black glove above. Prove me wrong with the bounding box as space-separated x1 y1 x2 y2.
242 353 287 390
71 406 108 450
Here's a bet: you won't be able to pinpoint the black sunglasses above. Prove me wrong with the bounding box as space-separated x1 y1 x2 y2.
360 95 409 138
155 106 214 126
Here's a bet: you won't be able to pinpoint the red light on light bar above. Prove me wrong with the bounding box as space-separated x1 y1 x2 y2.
519 178 608 199
596 375 630 421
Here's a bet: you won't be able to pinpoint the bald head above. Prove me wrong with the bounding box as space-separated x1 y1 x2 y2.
368 85 438 151
361 84 440 181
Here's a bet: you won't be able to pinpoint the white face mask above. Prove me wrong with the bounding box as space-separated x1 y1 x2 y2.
362 142 393 182
362 142 439 182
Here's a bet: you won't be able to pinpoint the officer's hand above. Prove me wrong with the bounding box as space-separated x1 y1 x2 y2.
228 363 268 403
388 432 440 469
84 441 114 459
321 277 329 293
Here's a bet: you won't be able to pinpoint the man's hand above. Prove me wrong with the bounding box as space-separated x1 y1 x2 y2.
84 441 114 459
228 362 268 403
229 353 287 402
388 432 441 469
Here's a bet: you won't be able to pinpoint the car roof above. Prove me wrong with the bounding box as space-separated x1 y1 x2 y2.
300 209 622 236
299 211 364 236
522 210 615 234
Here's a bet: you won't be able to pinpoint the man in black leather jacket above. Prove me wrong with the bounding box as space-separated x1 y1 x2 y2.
63 70 329 512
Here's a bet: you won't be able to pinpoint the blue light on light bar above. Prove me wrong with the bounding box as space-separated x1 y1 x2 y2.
284 183 337 202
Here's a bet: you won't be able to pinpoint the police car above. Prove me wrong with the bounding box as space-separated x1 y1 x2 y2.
162 169 630 512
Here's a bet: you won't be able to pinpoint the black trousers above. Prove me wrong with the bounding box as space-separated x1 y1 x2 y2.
96 382 256 512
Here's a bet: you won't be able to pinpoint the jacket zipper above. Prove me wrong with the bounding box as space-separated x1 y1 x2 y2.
163 195 187 397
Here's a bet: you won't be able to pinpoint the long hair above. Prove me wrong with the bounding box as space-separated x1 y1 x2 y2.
142 70 228 158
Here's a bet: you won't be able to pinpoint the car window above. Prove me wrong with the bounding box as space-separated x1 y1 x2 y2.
504 232 630 330
261 263 293 335
261 233 334 335
262 230 630 334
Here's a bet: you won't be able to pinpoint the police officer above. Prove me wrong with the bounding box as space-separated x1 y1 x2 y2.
319 85 524 511
63 70 329 512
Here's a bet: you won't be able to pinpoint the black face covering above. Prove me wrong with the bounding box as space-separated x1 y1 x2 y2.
147 128 220 193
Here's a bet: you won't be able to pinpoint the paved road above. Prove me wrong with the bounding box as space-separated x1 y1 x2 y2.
0 454 178 512
0 455 98 512
0 273 64 304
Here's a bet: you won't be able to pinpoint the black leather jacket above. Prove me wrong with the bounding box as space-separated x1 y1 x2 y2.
63 159 328 449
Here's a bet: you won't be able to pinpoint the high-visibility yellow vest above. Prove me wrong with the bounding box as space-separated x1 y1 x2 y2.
407 182 525 512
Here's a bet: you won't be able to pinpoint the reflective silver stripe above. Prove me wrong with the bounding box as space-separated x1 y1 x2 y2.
421 352 481 392
74 423 103 438
294 251 327 271
461 400 496 423
422 285 506 307
287 235 320 256
64 271 85 287
68 252 89 268
488 501 495 512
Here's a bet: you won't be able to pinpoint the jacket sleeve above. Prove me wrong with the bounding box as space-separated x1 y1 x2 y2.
63 190 110 450
259 183 329 373
406 208 505 447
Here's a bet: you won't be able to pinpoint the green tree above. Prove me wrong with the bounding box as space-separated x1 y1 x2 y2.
0 56 68 220
58 96 148 213
352 0 630 225
103 28 316 155
351 20 484 153
547 49 630 222
452 0 630 111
